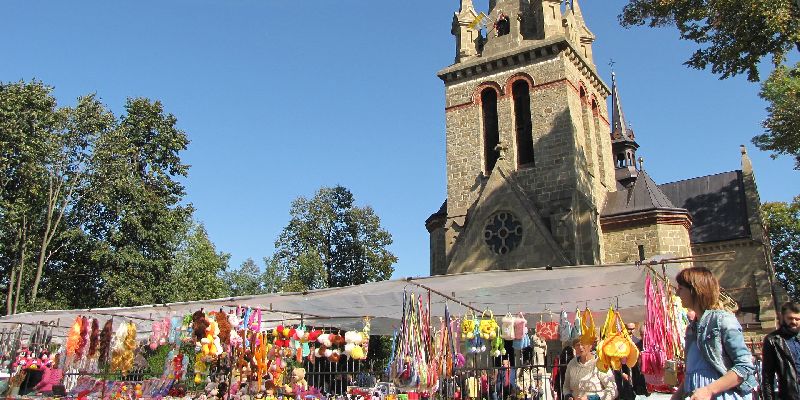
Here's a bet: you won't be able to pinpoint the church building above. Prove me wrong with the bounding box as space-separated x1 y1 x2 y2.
425 0 784 331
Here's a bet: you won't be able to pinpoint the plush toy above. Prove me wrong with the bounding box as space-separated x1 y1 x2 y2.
66 317 82 364
228 313 243 348
285 367 308 395
192 310 210 344
489 326 506 357
478 311 499 340
150 318 169 350
460 311 477 340
201 320 223 357
194 353 208 384
214 311 233 347
97 319 113 365
344 331 367 360
110 322 136 374
88 318 100 358
291 325 311 359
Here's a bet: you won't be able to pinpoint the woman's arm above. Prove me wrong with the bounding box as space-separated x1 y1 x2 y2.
691 371 743 400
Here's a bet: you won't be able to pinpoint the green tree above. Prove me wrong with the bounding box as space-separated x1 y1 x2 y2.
619 0 800 169
85 98 193 307
753 64 800 169
169 221 230 302
763 196 800 301
274 185 397 291
0 82 114 312
223 258 266 297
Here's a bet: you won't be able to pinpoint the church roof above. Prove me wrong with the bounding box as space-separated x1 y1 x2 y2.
658 171 751 244
602 170 683 217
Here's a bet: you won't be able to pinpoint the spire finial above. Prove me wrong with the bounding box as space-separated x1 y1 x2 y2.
638 156 644 171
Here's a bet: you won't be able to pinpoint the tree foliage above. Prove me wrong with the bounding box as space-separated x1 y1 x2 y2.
763 197 800 301
619 0 800 170
170 222 230 302
274 186 397 291
753 63 800 169
619 0 800 82
222 258 284 297
0 80 229 313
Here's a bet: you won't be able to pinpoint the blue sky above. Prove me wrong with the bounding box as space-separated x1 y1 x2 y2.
2 0 797 280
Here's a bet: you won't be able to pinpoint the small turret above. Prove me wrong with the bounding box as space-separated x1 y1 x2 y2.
451 0 482 63
609 72 639 187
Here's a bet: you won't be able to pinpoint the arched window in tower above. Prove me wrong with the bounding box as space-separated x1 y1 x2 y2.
481 88 500 175
512 80 534 167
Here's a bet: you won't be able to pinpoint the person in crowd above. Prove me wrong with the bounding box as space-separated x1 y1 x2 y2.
613 364 636 400
552 346 574 400
493 358 516 400
562 337 617 400
670 267 756 400
624 323 649 399
761 300 800 400
627 323 642 349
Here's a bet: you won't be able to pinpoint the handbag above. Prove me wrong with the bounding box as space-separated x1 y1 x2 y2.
501 313 516 340
569 307 582 341
558 310 572 341
535 319 559 341
478 310 499 340
580 308 596 344
514 312 528 340
461 310 477 339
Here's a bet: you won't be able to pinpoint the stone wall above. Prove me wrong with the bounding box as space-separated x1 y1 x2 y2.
602 220 692 263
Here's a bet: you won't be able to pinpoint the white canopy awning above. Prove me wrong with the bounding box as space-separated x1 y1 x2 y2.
0 263 679 339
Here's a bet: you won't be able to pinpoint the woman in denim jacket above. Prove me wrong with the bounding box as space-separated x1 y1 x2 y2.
670 267 757 400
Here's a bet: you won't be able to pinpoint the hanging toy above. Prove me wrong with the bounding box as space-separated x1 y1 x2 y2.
489 326 506 357
227 312 243 349
460 310 476 340
194 353 208 384
478 310 499 340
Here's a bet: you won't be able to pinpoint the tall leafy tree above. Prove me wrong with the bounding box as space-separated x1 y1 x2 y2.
85 98 193 307
223 258 267 297
169 222 230 302
763 197 800 301
753 64 800 169
274 185 397 291
619 0 800 168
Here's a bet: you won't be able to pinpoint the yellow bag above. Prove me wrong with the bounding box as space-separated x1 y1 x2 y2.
479 310 499 340
461 310 476 339
580 308 596 344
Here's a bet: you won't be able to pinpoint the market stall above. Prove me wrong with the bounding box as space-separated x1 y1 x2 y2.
0 262 691 400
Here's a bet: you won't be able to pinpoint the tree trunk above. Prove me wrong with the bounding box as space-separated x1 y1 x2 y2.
5 222 24 315
6 265 15 315
12 227 26 315
30 174 72 307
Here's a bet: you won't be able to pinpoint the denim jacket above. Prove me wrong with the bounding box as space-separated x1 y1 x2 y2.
685 310 757 395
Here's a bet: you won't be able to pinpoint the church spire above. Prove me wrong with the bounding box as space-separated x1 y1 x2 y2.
609 71 640 181
611 71 635 144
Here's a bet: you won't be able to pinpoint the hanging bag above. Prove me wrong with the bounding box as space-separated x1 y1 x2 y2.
580 308 596 344
558 310 572 342
535 314 559 341
569 307 582 341
514 312 528 340
460 310 476 340
478 310 499 340
501 313 516 340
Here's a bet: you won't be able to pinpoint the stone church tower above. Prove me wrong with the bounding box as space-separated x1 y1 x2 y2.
426 0 785 331
427 0 616 274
